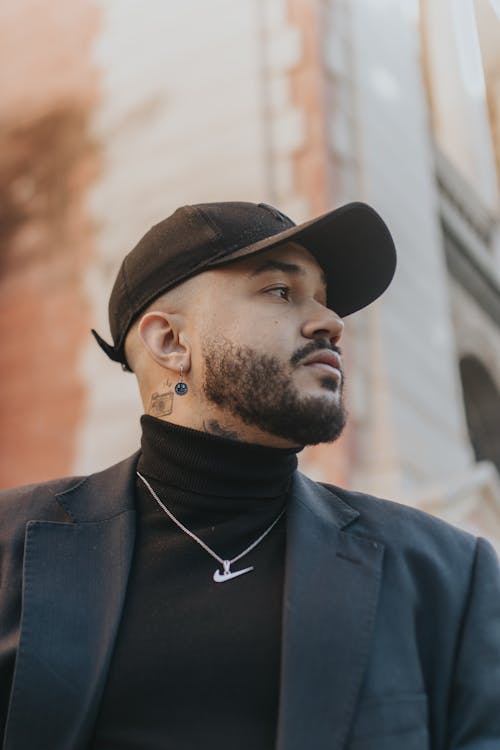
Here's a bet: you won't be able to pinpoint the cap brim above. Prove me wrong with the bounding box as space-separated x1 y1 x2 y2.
207 202 396 317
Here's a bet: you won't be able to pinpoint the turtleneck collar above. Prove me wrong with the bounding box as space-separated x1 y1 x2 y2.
137 415 300 499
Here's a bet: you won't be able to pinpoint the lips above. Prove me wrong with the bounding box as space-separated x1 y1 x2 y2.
302 350 342 376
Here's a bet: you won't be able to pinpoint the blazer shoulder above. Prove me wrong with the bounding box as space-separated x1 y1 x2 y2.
0 476 87 538
318 484 500 614
0 451 140 526
320 482 484 558
0 474 83 509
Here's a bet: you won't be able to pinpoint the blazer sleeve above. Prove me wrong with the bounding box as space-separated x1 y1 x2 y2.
447 537 500 748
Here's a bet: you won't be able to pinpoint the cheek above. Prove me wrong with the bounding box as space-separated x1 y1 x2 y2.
193 295 299 358
198 305 256 343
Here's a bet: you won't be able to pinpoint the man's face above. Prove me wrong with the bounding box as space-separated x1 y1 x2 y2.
189 243 347 447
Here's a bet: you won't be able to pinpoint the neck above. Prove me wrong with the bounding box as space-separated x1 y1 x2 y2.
150 410 301 450
137 415 300 500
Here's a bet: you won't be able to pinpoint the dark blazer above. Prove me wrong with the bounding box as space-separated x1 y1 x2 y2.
1 453 499 750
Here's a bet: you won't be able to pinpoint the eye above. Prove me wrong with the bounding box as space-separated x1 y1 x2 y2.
266 285 291 301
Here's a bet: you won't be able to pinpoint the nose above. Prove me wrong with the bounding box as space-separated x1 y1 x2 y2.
301 302 344 347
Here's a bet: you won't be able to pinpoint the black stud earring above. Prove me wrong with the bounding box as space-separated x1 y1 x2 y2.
175 364 188 396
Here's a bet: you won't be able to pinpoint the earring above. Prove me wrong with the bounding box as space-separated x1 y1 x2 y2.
175 364 189 396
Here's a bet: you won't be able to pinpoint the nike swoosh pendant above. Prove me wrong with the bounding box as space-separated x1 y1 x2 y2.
213 560 254 583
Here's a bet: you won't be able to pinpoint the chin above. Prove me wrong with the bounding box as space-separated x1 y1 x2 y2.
299 370 341 392
309 380 341 397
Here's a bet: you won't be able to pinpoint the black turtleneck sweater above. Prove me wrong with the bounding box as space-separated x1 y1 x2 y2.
90 416 299 749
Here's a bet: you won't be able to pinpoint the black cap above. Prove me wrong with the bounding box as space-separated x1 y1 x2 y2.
92 200 396 371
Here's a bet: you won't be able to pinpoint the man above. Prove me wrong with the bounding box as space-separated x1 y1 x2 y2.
0 200 499 750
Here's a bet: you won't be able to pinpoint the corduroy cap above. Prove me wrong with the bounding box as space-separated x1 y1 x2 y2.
92 200 396 371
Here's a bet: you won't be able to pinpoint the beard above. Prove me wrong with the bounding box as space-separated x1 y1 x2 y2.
201 335 347 447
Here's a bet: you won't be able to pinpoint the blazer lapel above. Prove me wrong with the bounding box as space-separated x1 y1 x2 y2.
3 455 138 750
4 457 382 750
276 472 385 750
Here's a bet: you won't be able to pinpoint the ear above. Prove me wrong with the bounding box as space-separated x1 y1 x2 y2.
137 311 190 374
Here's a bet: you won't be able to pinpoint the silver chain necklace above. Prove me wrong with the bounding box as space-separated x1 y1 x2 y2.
137 471 286 583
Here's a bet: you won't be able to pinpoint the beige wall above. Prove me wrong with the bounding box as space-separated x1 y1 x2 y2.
421 0 499 209
476 0 500 199
2 0 500 552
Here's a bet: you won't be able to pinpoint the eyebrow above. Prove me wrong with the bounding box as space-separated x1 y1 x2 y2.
249 259 328 291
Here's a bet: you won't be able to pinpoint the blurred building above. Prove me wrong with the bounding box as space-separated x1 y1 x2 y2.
1 0 500 548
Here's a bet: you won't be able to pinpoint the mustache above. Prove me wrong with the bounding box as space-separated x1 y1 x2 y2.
290 338 342 368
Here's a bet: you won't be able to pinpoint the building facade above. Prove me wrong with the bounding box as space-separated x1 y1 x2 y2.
1 0 500 547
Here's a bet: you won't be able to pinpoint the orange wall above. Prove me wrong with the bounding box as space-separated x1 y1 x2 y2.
0 1 100 488
288 0 354 487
